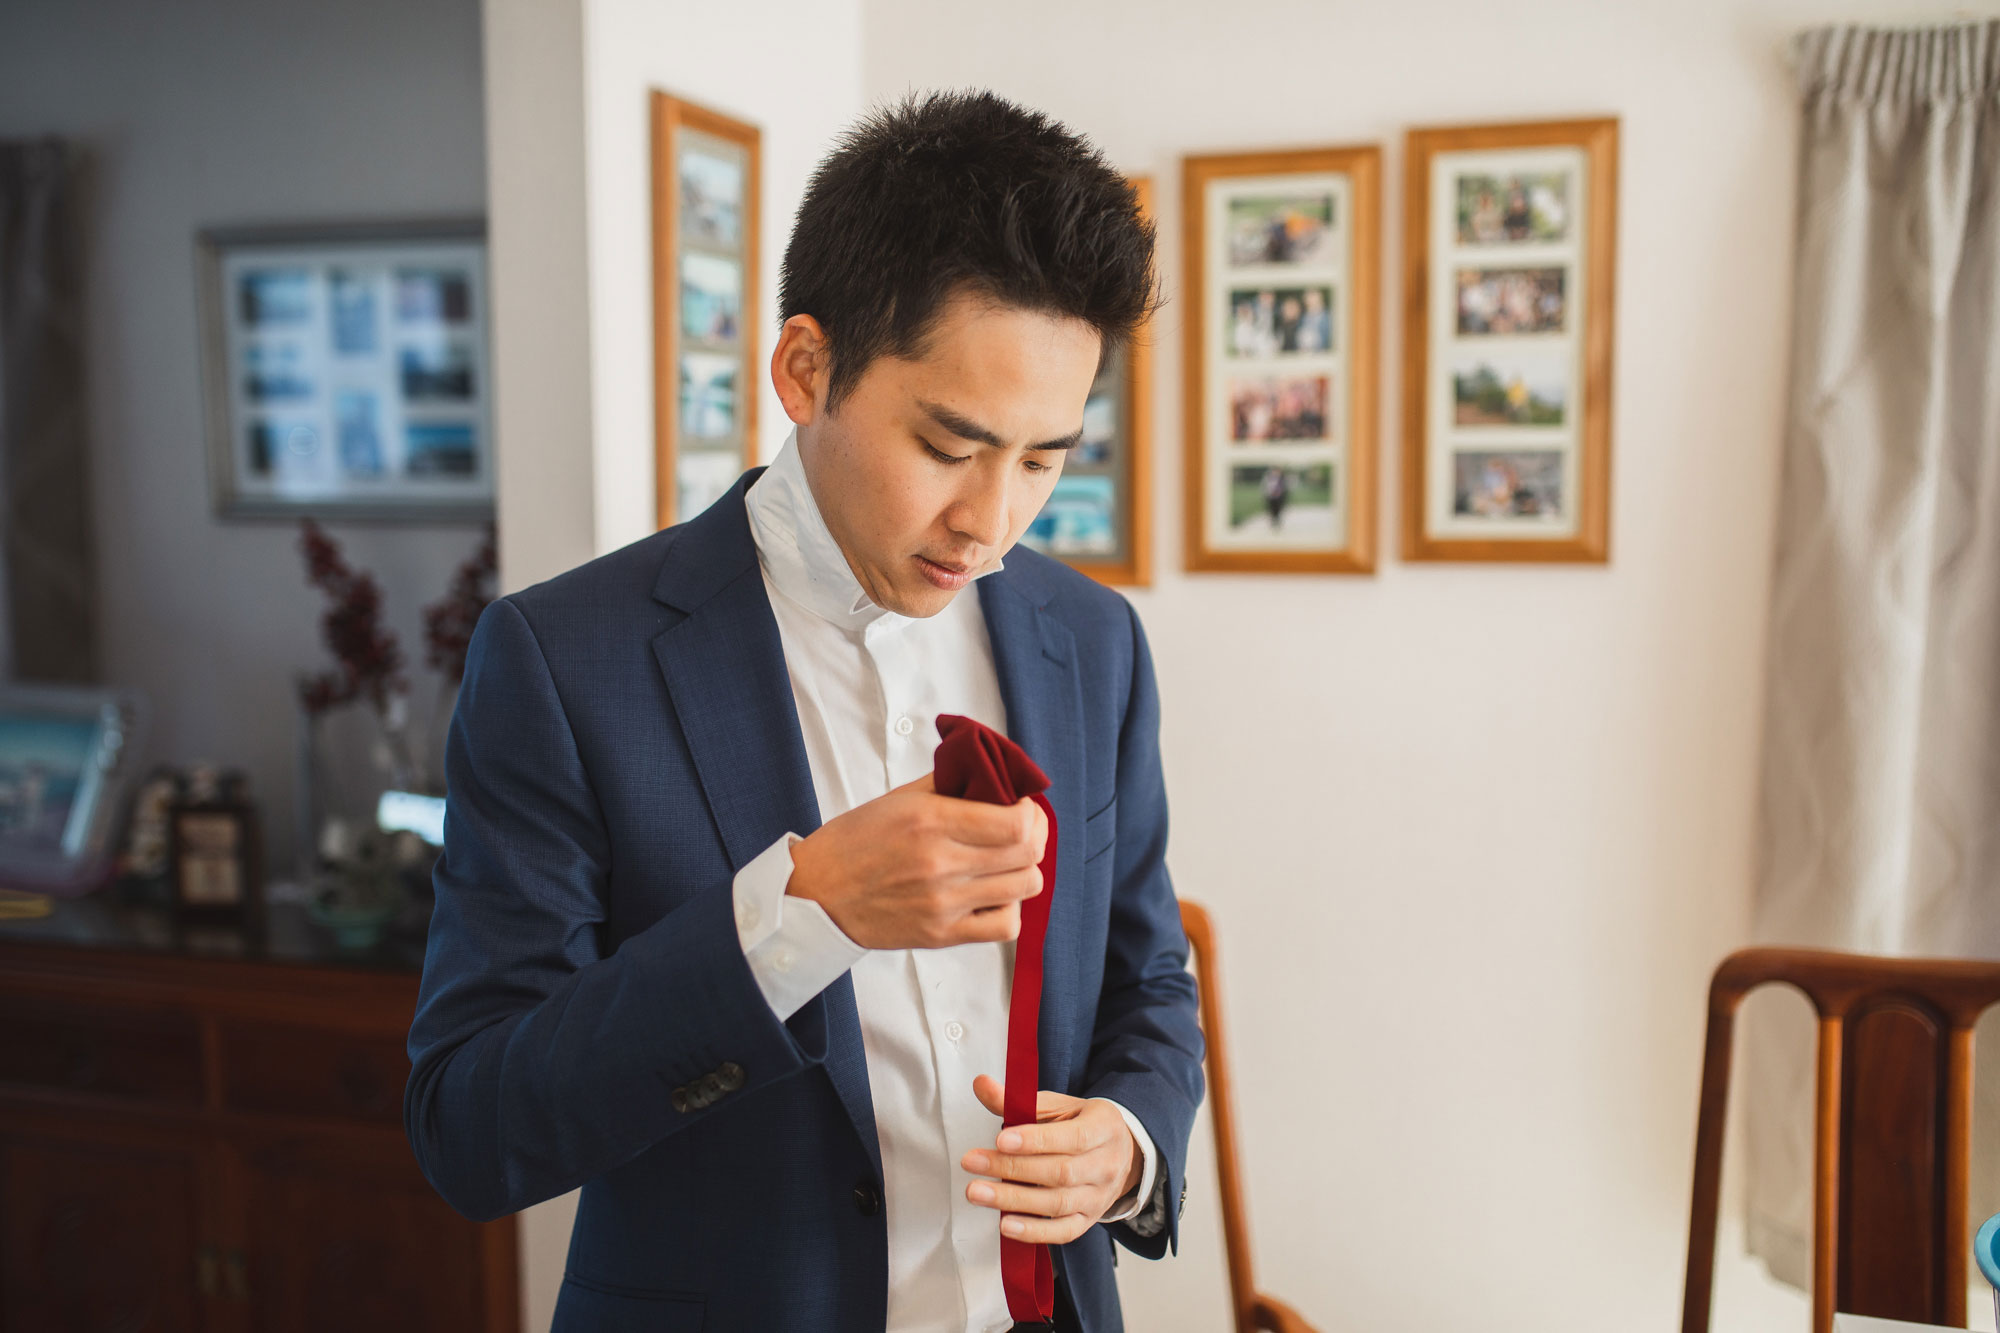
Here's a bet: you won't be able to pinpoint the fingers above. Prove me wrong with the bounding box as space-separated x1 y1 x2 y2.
970 1075 1071 1122
960 1080 1114 1239
931 792 1043 851
953 901 1023 943
962 1145 1091 1189
965 1176 1105 1226
957 864 1043 911
996 1112 1103 1157
998 1212 1093 1244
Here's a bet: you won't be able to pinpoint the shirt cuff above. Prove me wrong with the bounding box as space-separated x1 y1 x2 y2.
732 831 869 1022
1095 1098 1160 1226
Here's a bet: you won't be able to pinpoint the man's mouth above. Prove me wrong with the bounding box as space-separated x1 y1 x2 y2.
915 553 977 589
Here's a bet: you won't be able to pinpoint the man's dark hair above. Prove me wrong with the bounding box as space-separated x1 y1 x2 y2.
779 89 1160 412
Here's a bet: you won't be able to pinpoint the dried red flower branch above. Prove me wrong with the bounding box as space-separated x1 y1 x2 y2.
422 522 496 684
296 519 407 716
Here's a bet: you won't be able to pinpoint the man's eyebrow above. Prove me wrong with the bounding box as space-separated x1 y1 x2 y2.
916 399 1081 452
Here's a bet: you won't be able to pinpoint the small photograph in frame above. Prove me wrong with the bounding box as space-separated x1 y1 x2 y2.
1455 266 1567 336
1226 284 1336 357
653 92 761 528
1024 474 1118 558
1014 175 1155 586
679 351 740 441
197 220 493 520
1226 192 1337 267
679 253 743 345
1402 118 1618 562
679 145 745 249
675 449 742 523
1451 448 1568 524
1454 170 1573 245
1227 461 1336 540
1183 146 1379 573
1450 346 1570 428
1228 373 1333 444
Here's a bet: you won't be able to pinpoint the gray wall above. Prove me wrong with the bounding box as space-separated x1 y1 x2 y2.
0 0 489 873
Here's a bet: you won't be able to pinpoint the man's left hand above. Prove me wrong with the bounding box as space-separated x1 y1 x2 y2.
960 1074 1142 1243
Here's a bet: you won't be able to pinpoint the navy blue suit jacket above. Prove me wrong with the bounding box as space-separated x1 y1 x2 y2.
405 469 1204 1332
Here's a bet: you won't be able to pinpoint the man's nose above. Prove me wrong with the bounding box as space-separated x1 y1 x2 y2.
950 465 1011 549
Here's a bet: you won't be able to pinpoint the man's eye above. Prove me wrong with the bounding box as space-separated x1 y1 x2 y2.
923 440 970 465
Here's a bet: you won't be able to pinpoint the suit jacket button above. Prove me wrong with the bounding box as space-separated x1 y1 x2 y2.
717 1061 745 1092
671 1087 692 1114
698 1071 724 1100
853 1181 880 1216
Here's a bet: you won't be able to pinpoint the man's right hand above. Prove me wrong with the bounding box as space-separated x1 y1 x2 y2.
785 773 1048 950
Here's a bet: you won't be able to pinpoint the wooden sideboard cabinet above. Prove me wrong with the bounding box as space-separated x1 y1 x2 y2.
0 895 518 1332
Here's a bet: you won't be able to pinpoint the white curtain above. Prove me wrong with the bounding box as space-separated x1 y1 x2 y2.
1748 19 2000 1289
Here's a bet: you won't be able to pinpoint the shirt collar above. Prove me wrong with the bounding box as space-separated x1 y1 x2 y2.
743 427 1004 633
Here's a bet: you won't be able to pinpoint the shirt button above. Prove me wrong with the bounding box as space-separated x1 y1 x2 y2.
894 714 915 737
944 1020 964 1042
737 902 759 932
773 947 795 974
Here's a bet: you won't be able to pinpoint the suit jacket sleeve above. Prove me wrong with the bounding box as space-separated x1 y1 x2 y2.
1081 599 1206 1259
404 596 830 1223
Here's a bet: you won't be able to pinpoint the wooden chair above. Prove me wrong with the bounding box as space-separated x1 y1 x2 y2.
1179 899 1317 1333
1681 947 2000 1333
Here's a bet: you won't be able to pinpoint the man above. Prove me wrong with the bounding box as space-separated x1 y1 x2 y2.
405 89 1204 1333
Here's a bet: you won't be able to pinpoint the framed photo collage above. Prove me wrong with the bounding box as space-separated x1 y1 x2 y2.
652 91 762 530
640 95 1619 580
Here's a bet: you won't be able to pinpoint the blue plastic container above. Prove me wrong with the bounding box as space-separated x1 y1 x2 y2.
1975 1212 2000 1331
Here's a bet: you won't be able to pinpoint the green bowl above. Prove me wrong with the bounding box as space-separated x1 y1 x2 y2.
308 890 400 949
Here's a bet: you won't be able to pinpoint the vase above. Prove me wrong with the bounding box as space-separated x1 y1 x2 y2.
293 688 323 888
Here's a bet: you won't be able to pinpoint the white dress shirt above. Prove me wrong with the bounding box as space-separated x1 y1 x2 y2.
730 429 1161 1333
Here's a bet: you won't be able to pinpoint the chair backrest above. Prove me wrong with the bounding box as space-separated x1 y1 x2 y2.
1179 899 1317 1333
1681 948 2000 1333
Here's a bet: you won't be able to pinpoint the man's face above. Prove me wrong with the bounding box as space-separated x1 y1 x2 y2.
791 290 1101 618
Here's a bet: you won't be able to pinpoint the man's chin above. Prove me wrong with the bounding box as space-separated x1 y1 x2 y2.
884 583 956 618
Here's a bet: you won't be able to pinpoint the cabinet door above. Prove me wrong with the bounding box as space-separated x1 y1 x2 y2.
223 1126 509 1333
0 1111 209 1332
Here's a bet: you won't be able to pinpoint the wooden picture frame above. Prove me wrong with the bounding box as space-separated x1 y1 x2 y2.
1401 117 1618 563
1019 176 1155 587
168 772 263 928
1182 145 1379 574
651 91 761 530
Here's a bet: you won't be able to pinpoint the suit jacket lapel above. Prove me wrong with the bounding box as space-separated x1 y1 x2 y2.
977 565 1086 1095
649 470 882 1181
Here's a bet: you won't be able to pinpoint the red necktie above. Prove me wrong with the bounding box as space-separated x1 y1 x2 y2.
932 713 1059 1324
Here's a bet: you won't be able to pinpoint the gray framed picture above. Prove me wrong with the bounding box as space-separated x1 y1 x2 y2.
0 683 144 896
196 219 494 520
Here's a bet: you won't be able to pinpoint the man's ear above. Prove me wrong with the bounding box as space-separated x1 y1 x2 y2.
771 314 829 426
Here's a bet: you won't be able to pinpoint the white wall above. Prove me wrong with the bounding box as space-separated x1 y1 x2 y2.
855 2 1973 1331
483 0 863 1322
0 0 489 873
485 0 598 592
